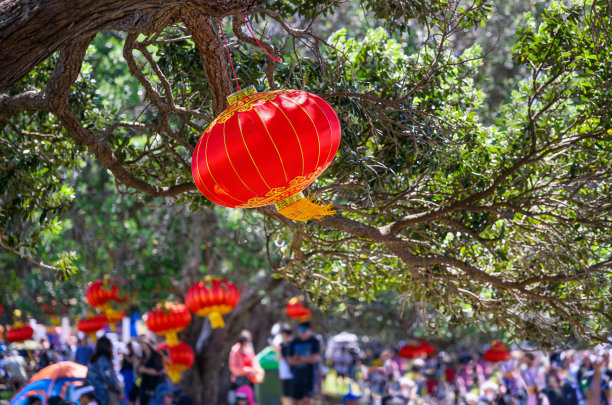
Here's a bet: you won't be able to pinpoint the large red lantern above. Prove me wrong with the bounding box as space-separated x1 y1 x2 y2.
157 341 194 382
5 323 34 343
77 314 107 340
482 341 510 363
145 303 191 347
192 87 341 221
185 278 240 329
285 297 311 321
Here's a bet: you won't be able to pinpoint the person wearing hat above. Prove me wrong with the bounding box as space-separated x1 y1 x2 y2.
287 321 320 405
478 380 500 405
149 383 181 405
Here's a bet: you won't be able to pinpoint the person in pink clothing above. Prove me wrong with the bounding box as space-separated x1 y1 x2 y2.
229 330 264 404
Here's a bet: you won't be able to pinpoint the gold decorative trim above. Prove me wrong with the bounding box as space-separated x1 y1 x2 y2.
227 86 257 105
236 164 330 208
275 192 305 211
205 89 296 132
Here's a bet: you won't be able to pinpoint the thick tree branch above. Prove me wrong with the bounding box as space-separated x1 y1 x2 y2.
180 9 234 116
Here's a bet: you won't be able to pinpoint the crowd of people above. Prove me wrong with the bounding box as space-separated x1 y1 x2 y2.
0 336 193 405
224 322 612 405
1 324 611 405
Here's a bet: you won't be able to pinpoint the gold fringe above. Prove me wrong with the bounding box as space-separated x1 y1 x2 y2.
276 193 335 221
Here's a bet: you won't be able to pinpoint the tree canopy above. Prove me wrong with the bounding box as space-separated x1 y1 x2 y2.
1 0 611 350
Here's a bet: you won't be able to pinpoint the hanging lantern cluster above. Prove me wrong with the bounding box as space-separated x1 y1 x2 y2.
157 341 195 383
285 297 311 321
86 278 126 331
399 340 436 359
186 278 240 329
192 86 341 221
77 314 107 341
482 341 510 363
5 323 34 343
145 303 191 347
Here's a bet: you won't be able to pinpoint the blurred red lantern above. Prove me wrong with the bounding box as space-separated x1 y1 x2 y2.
77 314 107 340
483 341 510 363
86 280 121 309
145 303 191 347
399 340 435 359
5 323 34 343
158 341 194 383
285 297 311 321
192 87 341 221
185 278 240 329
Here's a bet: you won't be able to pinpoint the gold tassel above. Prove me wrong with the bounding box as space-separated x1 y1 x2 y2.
275 192 335 221
208 312 225 329
168 371 181 383
166 332 179 347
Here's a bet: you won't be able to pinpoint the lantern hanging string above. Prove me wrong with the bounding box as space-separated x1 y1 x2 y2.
217 18 241 91
240 14 282 62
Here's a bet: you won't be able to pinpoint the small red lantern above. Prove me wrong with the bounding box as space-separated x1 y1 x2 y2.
145 303 191 347
77 314 107 340
192 87 342 221
483 341 510 363
5 323 34 343
185 278 240 329
157 341 194 383
285 297 311 321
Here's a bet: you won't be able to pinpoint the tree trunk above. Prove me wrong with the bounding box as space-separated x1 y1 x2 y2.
0 0 253 91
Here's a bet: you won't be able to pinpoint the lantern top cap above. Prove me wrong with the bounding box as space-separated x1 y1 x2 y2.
227 85 256 105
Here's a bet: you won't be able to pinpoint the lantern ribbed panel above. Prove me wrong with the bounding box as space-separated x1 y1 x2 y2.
145 304 191 335
77 314 107 334
192 90 341 208
6 325 34 342
86 280 120 308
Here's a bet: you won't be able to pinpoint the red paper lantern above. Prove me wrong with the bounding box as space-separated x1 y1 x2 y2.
77 314 107 340
86 280 121 309
158 342 194 383
185 278 240 329
5 324 34 343
192 87 341 221
145 303 191 347
483 341 510 363
285 297 311 321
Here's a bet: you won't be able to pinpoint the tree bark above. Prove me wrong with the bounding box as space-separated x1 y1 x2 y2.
0 0 254 91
